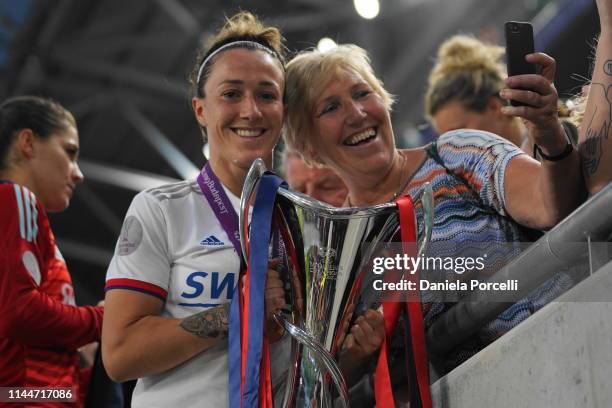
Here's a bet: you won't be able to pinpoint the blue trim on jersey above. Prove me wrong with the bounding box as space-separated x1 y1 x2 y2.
31 194 38 239
178 302 225 308
23 187 32 241
13 184 26 240
105 285 166 301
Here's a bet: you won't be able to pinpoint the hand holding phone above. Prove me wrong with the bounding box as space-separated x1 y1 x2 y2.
501 22 565 156
504 21 536 106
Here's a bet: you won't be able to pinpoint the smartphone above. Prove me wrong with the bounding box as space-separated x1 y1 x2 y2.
504 21 536 106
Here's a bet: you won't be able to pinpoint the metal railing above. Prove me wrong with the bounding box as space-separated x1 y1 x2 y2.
426 183 612 355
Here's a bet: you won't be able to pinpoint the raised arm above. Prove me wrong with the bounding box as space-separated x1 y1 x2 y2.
579 0 612 194
500 52 584 229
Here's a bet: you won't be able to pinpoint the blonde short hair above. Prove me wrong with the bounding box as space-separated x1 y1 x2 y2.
425 35 506 118
284 44 394 162
567 92 587 128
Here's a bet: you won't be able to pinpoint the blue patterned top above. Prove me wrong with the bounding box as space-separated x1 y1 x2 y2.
403 129 572 371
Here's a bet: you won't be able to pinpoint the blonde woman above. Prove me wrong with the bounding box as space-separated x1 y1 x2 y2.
284 43 581 377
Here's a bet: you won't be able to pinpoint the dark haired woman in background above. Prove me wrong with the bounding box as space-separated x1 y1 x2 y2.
0 95 103 407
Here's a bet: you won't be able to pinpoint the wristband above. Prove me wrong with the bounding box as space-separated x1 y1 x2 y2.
533 141 574 161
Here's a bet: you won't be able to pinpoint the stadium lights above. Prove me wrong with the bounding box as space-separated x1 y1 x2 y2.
317 37 338 52
353 0 380 19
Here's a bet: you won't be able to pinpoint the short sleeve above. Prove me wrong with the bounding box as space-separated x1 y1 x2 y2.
105 191 171 300
435 129 525 215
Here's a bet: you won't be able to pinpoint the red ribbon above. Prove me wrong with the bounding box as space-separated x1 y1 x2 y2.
259 332 273 407
239 265 273 408
375 300 403 406
240 266 249 405
374 195 432 408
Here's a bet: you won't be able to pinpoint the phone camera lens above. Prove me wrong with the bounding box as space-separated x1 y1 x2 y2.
510 23 519 33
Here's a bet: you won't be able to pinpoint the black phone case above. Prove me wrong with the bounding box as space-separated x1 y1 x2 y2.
504 21 536 106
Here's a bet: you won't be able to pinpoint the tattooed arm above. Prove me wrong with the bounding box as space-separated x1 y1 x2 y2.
102 290 228 382
579 0 612 194
103 268 284 381
180 303 230 339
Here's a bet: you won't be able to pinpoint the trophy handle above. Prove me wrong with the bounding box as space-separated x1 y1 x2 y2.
417 182 434 258
273 313 349 407
239 158 268 264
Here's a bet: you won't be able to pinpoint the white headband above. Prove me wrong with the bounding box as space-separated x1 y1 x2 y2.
196 40 276 85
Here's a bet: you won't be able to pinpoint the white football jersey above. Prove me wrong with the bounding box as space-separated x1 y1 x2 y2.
106 179 241 407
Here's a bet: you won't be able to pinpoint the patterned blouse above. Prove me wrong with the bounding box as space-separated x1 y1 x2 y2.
402 129 572 371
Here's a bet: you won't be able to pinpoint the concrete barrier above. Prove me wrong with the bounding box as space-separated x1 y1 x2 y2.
431 260 612 408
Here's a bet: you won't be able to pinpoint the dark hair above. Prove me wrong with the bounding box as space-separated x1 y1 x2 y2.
0 96 76 169
188 11 286 99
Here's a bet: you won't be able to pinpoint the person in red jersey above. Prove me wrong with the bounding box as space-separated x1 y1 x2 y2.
0 96 103 407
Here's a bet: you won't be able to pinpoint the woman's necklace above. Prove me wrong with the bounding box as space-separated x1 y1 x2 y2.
392 155 411 200
347 154 410 207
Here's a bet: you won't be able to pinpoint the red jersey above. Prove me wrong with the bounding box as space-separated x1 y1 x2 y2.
0 183 103 407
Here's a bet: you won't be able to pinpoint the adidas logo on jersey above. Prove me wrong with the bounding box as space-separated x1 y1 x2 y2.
200 235 225 246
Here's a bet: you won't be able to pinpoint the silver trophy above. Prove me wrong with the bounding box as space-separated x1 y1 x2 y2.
240 159 434 407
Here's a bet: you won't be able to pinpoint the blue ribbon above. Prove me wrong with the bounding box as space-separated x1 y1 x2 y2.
229 173 285 408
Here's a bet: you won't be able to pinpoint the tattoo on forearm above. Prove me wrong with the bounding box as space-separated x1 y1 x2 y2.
180 303 230 339
582 106 607 176
579 81 611 177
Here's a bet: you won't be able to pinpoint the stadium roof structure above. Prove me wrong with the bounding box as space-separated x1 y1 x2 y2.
0 0 598 303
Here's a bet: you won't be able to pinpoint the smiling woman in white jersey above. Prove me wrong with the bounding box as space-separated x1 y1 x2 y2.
101 12 287 407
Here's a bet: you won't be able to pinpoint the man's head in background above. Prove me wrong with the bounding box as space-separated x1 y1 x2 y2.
282 149 348 207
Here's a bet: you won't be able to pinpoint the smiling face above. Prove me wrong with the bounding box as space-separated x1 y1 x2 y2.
309 69 395 182
193 48 284 179
30 124 83 212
